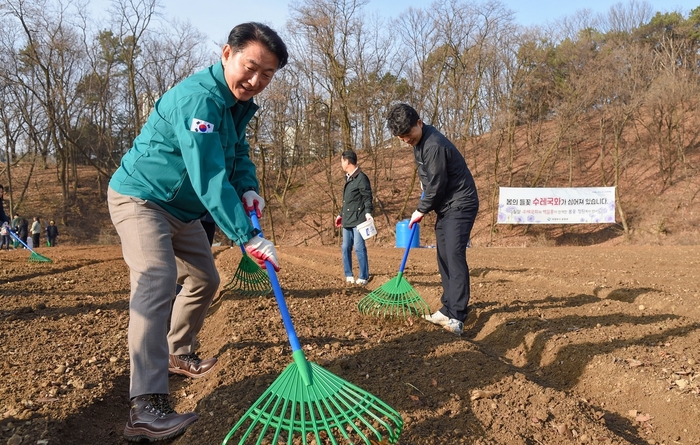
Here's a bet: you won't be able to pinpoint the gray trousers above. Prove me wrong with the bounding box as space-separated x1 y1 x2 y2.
107 187 220 398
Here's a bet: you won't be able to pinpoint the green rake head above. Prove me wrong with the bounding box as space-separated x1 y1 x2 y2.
29 252 52 263
357 273 429 318
222 360 403 445
224 252 271 297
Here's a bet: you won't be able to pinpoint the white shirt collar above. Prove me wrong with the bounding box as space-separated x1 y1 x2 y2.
346 166 358 180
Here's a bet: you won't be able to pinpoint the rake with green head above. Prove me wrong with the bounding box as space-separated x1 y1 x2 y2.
223 244 272 297
357 220 429 318
222 213 403 445
8 231 52 263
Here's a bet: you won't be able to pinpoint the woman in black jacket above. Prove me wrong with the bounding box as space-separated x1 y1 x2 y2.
16 215 29 246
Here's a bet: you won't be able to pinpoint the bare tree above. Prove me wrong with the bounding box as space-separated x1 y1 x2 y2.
637 10 700 189
108 0 159 133
604 0 654 33
1 0 93 223
290 0 367 154
594 39 653 235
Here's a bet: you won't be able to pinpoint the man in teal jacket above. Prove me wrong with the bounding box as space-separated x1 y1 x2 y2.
108 22 287 442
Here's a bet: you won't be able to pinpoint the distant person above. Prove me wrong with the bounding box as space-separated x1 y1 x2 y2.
11 213 20 231
387 103 479 335
0 186 10 251
334 150 374 286
0 222 10 250
46 220 59 247
31 217 41 248
15 214 29 247
0 185 9 225
107 22 287 442
11 213 21 248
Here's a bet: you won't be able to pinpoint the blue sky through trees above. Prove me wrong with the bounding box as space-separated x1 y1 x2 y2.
88 0 699 54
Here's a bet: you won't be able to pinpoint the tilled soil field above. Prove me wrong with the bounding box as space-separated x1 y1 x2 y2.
1 244 699 445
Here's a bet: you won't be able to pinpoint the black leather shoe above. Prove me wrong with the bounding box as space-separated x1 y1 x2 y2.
168 353 217 378
123 394 198 442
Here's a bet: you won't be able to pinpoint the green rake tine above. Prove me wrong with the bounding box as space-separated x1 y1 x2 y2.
313 369 394 442
308 396 339 445
224 245 271 297
357 221 428 318
358 274 430 318
231 369 291 444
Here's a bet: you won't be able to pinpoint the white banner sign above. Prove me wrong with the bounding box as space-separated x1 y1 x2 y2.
498 187 616 224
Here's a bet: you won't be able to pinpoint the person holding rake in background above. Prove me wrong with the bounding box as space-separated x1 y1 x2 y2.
46 220 59 247
108 22 287 442
387 103 479 335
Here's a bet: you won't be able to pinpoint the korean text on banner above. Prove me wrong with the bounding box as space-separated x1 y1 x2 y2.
498 187 616 224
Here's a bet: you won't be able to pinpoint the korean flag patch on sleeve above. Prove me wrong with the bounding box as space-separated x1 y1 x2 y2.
190 118 215 133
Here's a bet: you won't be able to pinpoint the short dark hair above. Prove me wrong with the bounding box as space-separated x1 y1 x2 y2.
387 103 420 136
228 22 289 69
341 150 357 165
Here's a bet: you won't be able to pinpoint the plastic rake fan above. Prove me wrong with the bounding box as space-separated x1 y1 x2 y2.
222 213 403 445
357 220 429 318
224 244 271 297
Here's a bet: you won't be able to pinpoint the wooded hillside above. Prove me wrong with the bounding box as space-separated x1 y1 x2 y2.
1 0 699 247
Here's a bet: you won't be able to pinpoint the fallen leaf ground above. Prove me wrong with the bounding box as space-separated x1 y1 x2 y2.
1 244 698 445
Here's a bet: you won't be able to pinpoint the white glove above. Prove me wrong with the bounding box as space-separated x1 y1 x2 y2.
365 213 373 222
408 210 424 229
244 235 280 271
242 191 265 217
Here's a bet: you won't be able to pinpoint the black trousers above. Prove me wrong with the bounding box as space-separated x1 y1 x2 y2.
434 207 477 322
200 219 216 246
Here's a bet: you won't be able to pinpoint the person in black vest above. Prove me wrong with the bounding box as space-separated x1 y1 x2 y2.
46 220 59 247
387 103 479 335
334 150 374 286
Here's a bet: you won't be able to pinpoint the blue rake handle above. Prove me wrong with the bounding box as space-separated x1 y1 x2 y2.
248 211 312 385
397 191 424 274
8 230 39 254
398 222 419 274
